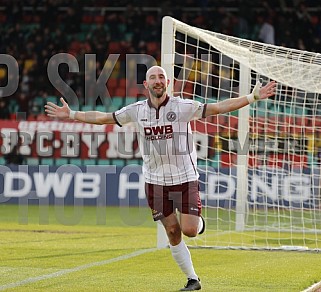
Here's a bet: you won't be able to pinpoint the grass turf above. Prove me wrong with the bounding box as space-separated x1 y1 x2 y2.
0 204 320 291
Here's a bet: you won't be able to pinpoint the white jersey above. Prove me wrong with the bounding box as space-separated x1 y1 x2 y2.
113 95 207 186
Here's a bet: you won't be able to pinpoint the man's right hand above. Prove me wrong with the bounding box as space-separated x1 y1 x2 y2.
45 97 71 120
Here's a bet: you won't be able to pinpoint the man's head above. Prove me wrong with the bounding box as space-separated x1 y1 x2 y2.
143 66 170 99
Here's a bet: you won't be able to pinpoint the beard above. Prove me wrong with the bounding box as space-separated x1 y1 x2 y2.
148 85 166 98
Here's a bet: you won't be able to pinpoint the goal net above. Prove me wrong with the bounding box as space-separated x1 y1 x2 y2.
160 16 321 251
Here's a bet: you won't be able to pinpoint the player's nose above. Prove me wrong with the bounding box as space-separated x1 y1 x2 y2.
155 78 164 86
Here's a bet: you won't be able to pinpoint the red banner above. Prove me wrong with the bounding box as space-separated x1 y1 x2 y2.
0 120 141 159
0 119 313 166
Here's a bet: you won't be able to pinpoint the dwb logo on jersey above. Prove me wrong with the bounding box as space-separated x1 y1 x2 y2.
144 125 173 140
166 111 177 122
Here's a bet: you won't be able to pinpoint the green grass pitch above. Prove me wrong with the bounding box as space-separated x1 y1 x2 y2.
0 204 320 291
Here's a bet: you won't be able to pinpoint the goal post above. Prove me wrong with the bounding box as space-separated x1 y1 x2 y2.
159 16 321 251
235 63 251 232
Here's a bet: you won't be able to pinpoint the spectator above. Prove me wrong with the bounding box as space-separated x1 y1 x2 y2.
0 97 10 119
4 141 25 165
295 1 314 50
88 23 111 66
257 13 275 45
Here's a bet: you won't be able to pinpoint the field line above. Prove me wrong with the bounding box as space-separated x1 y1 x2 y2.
302 279 321 292
0 248 157 291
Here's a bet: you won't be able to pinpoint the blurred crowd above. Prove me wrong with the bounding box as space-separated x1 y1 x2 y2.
0 0 320 120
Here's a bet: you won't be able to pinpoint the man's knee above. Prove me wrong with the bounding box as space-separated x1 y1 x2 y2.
166 223 181 237
182 226 198 238
165 223 181 244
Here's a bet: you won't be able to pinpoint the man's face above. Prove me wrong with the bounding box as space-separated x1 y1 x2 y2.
144 68 169 99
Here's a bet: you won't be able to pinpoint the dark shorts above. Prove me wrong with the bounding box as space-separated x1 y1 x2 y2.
145 180 202 221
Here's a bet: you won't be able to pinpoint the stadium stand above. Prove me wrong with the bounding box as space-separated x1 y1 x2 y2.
0 0 320 120
0 0 320 166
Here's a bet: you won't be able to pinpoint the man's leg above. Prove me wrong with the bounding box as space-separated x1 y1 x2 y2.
145 182 201 290
180 213 205 236
179 213 199 237
161 214 199 283
178 180 205 237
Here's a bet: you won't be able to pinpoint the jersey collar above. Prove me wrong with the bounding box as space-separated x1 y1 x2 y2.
147 95 170 109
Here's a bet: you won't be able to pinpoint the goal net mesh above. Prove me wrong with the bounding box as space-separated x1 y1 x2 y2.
162 16 321 250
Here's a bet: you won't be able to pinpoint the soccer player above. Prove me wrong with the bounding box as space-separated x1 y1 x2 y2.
45 65 276 291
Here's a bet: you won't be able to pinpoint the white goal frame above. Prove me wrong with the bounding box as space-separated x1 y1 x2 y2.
159 16 251 248
159 16 321 251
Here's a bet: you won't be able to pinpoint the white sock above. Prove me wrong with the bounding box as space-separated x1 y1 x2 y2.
170 240 198 280
197 216 203 234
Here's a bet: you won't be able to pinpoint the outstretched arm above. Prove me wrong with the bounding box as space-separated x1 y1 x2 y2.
204 81 277 117
45 97 116 125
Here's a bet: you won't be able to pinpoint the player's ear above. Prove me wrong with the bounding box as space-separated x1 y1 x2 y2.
143 80 148 89
167 79 170 86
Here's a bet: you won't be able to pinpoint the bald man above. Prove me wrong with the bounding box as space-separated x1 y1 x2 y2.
45 65 276 291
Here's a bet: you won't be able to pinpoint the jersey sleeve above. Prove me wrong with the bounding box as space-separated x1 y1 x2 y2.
113 105 134 127
188 100 207 120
